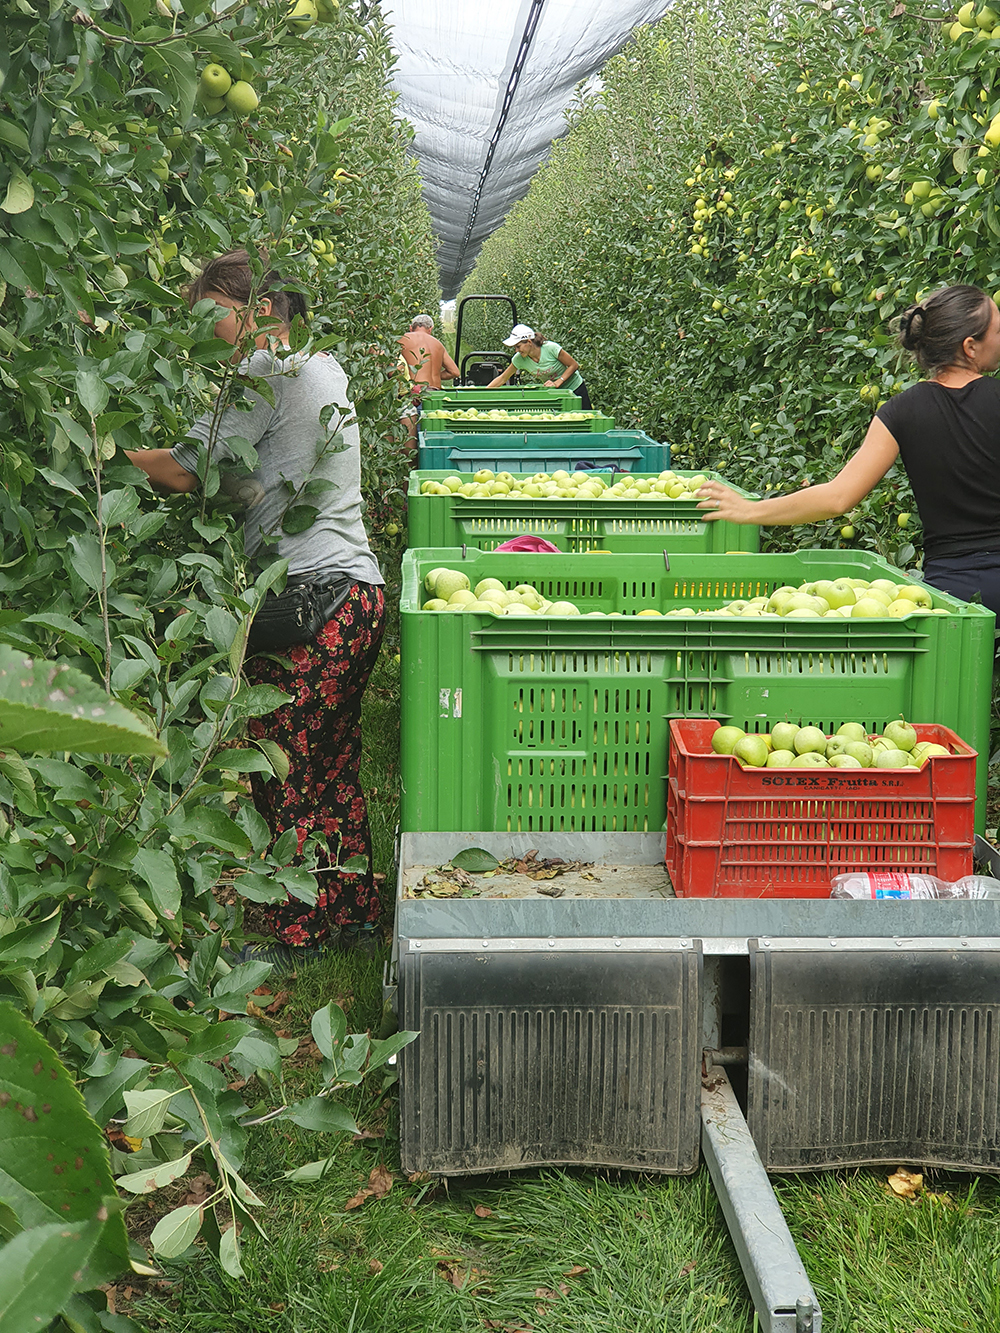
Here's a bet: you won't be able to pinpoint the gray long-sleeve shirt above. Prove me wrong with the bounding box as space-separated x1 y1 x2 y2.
172 349 383 587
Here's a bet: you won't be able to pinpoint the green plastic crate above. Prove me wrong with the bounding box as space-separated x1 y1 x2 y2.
407 470 760 554
416 430 668 473
420 387 582 413
400 549 994 836
420 410 616 433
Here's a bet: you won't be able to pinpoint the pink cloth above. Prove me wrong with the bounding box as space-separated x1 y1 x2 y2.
493 535 562 553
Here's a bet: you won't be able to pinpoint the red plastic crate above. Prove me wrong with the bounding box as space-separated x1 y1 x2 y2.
666 719 977 898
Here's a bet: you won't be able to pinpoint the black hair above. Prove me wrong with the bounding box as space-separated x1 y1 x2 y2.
186 249 308 326
897 284 993 375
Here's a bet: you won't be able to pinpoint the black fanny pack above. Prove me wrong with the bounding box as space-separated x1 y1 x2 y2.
247 575 354 655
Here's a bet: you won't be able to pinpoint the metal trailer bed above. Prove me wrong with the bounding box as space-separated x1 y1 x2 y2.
390 830 1000 1333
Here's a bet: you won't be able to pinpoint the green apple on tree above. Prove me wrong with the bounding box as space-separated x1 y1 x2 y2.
199 63 232 99
226 81 260 115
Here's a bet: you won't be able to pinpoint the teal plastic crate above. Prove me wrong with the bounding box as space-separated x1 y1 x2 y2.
420 411 616 433
420 387 582 413
400 549 994 836
416 430 668 473
407 470 760 554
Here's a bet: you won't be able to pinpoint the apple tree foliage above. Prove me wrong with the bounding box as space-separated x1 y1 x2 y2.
463 0 997 568
0 0 430 1300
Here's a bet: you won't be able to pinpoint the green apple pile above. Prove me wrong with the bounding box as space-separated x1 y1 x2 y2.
197 64 259 117
691 576 948 619
423 409 594 422
420 569 584 616
418 469 711 500
711 719 951 770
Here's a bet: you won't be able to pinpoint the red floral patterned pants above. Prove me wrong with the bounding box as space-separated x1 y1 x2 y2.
246 581 386 947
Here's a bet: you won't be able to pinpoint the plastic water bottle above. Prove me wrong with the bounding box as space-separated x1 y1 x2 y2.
831 871 1000 900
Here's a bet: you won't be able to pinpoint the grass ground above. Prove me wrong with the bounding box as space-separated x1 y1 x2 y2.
125 549 1000 1333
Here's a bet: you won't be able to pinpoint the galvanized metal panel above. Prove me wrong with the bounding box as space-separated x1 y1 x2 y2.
399 941 702 1175
748 939 1000 1172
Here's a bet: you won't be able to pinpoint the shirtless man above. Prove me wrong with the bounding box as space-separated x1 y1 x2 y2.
398 314 460 442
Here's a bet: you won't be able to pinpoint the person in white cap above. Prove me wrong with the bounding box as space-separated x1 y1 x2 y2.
486 324 591 407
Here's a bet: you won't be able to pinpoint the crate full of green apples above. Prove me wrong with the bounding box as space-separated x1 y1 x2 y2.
399 548 994 834
407 468 760 554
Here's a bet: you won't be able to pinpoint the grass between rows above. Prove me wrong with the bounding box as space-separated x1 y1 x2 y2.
126 550 1000 1332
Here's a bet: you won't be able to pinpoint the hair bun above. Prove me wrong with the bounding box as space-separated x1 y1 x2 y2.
899 304 925 348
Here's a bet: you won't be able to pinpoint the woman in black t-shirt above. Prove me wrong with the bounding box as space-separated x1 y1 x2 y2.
696 284 1000 614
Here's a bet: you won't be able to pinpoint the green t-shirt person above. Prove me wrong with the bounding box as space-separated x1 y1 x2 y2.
486 324 585 394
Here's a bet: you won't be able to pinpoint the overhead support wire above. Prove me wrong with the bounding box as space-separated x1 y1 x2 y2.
450 0 547 283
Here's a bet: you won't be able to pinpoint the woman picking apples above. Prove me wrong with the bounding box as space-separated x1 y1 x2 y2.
698 284 1000 614
126 250 386 969
486 324 592 407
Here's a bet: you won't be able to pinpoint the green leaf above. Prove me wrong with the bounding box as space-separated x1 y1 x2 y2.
277 867 318 905
132 848 181 922
218 1223 243 1277
66 934 135 985
185 1021 255 1061
282 1155 337 1182
283 1096 359 1135
149 1203 202 1258
229 1031 282 1076
0 914 61 963
171 807 252 856
0 169 34 216
211 748 274 774
0 118 30 156
311 1003 347 1061
67 535 106 594
122 1089 178 1138
0 1003 129 1285
115 1151 192 1195
0 649 166 755
253 738 290 782
0 1216 103 1332
451 847 500 873
228 871 287 904
0 753 36 813
76 372 109 420
281 505 319 535
228 684 292 719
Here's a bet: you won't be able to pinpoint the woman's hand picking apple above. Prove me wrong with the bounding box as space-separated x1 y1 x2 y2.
696 480 758 524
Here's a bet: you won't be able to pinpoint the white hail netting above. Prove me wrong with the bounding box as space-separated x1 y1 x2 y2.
382 0 669 296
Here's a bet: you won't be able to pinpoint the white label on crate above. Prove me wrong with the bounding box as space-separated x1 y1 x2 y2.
439 687 450 717
453 688 462 718
761 689 769 697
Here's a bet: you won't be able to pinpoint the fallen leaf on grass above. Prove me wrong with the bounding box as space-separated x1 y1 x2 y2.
437 1259 467 1288
345 1165 395 1210
179 1173 215 1208
563 1265 589 1278
369 1259 383 1275
268 1303 286 1313
887 1167 923 1199
370 1164 394 1197
678 1260 696 1277
534 1286 564 1300
473 1204 493 1218
352 1128 385 1144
